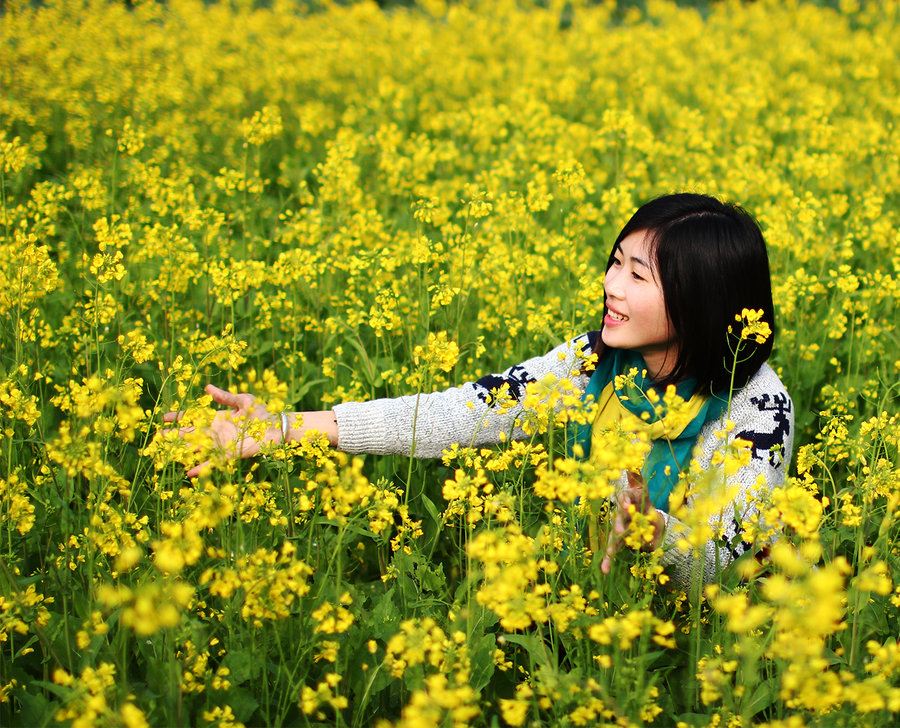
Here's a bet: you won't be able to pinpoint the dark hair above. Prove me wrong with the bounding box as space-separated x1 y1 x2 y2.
598 193 775 395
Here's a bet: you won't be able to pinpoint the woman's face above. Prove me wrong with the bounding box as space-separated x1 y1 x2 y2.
601 229 678 380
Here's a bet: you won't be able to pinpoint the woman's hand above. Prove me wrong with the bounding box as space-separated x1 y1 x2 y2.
162 384 340 478
162 384 285 478
600 472 666 574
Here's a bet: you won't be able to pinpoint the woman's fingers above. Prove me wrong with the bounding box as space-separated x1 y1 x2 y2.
157 425 196 441
181 436 260 479
185 460 209 479
619 475 652 514
611 495 631 532
236 435 264 460
601 529 620 574
615 491 639 521
165 383 238 419
206 384 259 417
602 506 629 573
205 383 241 407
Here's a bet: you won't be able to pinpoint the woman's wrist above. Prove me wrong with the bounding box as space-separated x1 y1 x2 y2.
258 413 282 445
282 410 339 448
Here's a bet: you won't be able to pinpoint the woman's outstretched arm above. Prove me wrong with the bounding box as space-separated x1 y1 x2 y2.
162 332 600 474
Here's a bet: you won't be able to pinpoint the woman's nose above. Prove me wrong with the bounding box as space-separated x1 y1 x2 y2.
604 269 623 298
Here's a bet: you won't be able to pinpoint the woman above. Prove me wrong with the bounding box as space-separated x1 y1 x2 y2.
165 193 794 588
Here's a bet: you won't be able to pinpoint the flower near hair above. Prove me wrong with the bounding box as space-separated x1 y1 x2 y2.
730 308 772 345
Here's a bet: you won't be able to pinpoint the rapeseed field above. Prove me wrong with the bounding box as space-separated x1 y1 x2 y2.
2 0 900 725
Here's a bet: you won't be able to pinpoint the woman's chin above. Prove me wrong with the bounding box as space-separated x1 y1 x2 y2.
600 329 620 349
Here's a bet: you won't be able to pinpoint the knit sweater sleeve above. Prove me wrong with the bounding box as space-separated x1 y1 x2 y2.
332 332 599 459
657 363 795 590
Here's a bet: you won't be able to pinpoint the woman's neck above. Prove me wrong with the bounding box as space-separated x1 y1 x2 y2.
638 349 678 384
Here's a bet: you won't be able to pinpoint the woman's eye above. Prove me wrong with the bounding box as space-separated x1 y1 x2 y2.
632 271 644 281
611 256 622 267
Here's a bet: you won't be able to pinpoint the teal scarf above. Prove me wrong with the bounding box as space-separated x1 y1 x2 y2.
569 349 727 511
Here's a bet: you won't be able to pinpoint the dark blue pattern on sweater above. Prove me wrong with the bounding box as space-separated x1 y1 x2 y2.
472 331 601 405
736 392 792 466
472 365 533 403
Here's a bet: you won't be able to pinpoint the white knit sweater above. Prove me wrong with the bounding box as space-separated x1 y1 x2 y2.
333 332 794 589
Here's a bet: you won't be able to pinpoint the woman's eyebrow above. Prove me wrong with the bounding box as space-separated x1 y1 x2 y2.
612 243 652 270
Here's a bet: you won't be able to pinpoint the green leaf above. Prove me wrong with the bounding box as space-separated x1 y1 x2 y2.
498 633 552 668
468 632 497 692
672 713 714 727
343 335 379 387
742 679 776 715
225 649 264 685
419 493 443 556
22 680 69 701
292 377 329 402
227 686 260 723
13 687 56 728
414 558 446 593
370 586 399 640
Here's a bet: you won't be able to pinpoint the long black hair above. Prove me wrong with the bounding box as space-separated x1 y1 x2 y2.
598 193 776 395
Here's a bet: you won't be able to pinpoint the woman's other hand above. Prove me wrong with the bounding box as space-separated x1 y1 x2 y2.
600 472 666 575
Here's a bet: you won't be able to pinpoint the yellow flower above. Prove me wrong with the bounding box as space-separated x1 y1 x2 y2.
732 308 772 344
499 697 529 726
152 521 203 574
96 581 193 636
120 702 151 728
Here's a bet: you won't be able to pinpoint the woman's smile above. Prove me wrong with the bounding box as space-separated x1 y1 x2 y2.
604 306 628 324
